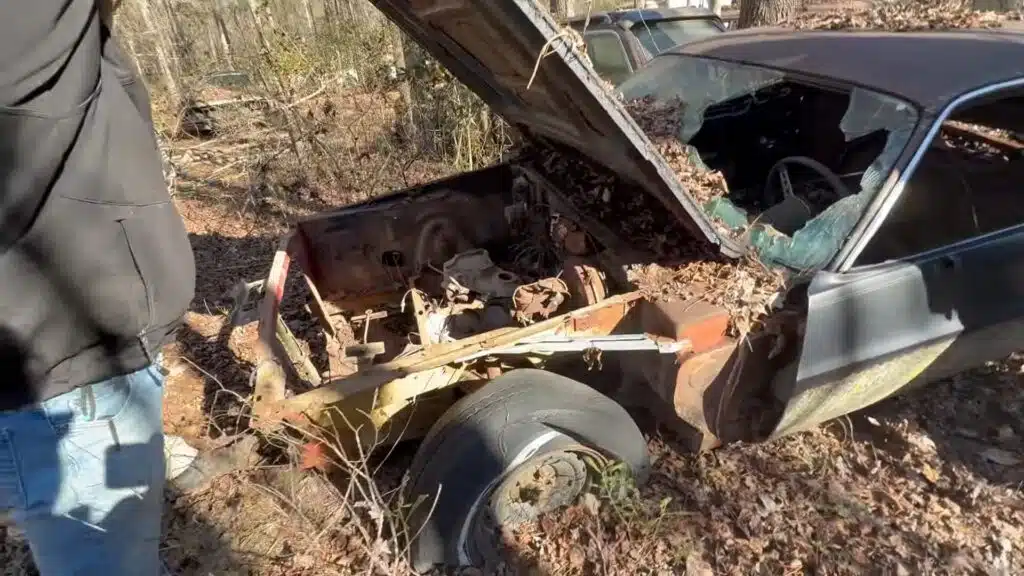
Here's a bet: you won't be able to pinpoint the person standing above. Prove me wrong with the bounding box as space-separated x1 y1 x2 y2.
0 0 195 573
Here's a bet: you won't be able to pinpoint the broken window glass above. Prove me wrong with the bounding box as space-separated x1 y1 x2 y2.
857 93 1024 266
619 55 920 272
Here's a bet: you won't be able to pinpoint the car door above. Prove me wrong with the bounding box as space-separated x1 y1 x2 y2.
771 80 1024 438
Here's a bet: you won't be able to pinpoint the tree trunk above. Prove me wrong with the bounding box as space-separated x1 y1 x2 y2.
160 0 193 71
549 0 567 19
134 0 180 106
212 2 235 67
737 0 799 28
208 20 223 62
392 26 417 144
302 0 317 34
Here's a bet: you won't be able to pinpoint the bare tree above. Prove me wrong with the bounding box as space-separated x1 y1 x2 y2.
211 1 235 67
737 0 799 28
134 0 180 106
392 25 416 141
301 0 316 34
549 0 575 19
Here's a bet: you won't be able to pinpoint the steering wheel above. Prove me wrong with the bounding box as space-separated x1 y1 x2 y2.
765 156 853 207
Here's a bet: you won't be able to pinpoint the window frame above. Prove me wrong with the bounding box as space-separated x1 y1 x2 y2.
836 76 1024 272
582 29 635 84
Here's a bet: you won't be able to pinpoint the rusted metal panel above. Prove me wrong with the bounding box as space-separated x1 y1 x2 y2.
294 166 517 310
254 293 642 426
638 299 730 353
567 300 633 335
561 259 608 308
632 298 782 451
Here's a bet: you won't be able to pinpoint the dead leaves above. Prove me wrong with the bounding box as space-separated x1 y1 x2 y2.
782 0 1017 31
618 97 789 335
504 487 700 575
627 259 786 337
512 277 570 324
624 96 729 205
525 93 788 336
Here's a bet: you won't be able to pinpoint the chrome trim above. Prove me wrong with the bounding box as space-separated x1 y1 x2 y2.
837 77 1024 272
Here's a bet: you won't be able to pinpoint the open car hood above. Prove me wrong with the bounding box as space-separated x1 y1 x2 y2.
371 0 723 249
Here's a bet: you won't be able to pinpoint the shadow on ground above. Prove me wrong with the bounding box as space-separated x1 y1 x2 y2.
857 360 1024 488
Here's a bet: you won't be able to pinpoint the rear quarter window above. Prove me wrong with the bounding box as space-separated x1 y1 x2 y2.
583 31 634 86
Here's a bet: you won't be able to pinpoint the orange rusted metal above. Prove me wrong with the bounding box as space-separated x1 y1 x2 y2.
561 258 607 309
634 298 744 451
638 299 730 354
672 344 738 451
567 300 633 335
299 441 331 471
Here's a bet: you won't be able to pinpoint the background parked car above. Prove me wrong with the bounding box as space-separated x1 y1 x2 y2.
565 7 726 85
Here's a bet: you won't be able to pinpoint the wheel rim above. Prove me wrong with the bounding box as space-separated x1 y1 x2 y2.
470 449 593 563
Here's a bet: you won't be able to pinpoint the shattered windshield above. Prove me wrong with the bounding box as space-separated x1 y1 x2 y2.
618 55 919 271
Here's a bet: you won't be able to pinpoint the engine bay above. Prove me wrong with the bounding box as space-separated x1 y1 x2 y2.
292 161 654 372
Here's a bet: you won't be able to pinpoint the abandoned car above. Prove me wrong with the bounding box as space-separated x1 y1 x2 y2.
239 2 1024 570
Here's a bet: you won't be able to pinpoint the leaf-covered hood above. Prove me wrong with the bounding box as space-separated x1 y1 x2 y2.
370 0 724 249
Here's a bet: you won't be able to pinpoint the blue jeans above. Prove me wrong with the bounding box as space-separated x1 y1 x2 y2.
0 364 166 575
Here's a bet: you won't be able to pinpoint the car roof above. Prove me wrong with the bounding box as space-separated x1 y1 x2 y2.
566 7 718 28
670 29 1024 113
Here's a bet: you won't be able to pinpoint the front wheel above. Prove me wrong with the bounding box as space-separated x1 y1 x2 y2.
403 369 650 572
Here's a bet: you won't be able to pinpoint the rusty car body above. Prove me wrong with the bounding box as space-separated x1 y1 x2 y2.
237 1 1024 569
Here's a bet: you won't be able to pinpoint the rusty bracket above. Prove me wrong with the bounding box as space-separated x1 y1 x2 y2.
408 288 433 348
347 308 389 369
228 279 266 327
351 309 389 344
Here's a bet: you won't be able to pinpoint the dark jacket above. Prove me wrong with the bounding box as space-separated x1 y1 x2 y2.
0 1 195 410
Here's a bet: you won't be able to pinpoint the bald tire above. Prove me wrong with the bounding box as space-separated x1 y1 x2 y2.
404 368 650 572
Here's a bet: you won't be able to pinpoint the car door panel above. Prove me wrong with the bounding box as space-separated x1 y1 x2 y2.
774 223 1024 438
920 226 1024 377
771 253 963 438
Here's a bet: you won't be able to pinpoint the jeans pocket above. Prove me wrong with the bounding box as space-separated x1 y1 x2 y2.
41 372 137 433
41 366 165 494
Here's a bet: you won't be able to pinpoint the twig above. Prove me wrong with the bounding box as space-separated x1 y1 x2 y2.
284 74 342 110
527 32 569 91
